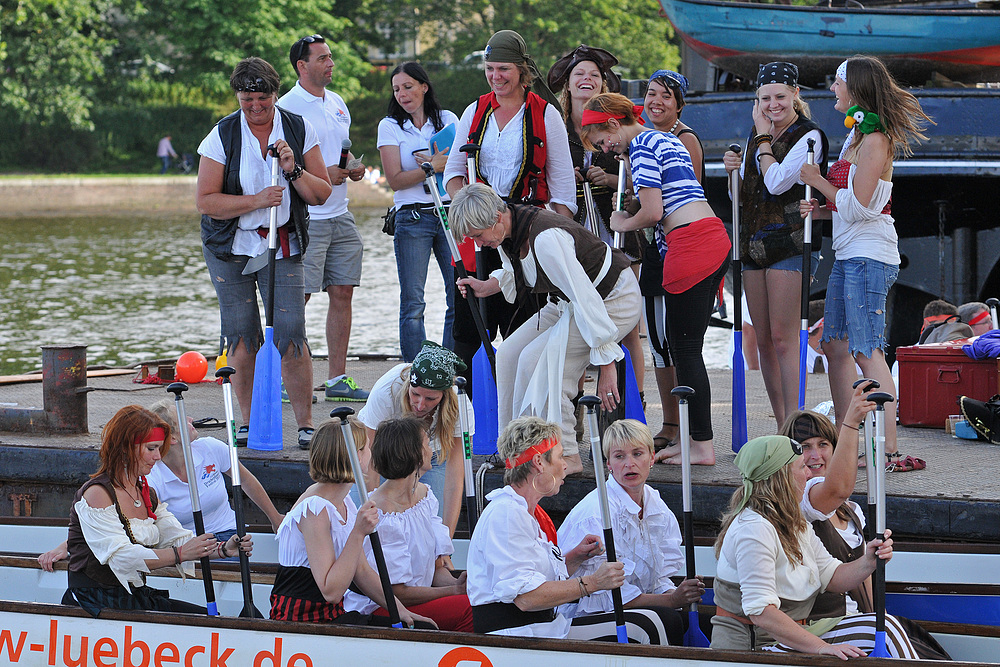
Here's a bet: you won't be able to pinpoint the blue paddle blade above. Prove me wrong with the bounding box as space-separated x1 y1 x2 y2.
620 346 646 423
248 326 283 451
732 331 748 452
798 329 808 410
616 624 629 644
870 631 891 658
472 344 498 455
685 609 710 647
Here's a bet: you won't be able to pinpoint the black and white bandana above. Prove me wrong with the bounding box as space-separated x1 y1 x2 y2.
756 62 798 88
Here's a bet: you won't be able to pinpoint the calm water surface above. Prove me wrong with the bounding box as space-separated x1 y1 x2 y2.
0 210 729 376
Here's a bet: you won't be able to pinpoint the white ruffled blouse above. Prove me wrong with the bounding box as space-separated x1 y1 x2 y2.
369 486 453 588
74 498 194 590
557 476 685 615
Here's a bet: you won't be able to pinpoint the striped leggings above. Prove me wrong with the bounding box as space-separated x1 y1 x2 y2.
767 613 918 659
567 606 685 645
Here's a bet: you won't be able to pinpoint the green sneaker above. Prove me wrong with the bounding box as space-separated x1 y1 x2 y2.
281 382 317 404
325 376 370 402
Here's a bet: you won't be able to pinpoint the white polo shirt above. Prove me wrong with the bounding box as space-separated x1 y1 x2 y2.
278 81 351 218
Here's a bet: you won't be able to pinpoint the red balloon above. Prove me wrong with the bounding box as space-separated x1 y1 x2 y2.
175 351 208 384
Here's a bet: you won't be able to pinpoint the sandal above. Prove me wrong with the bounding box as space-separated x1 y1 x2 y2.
654 422 678 452
885 452 927 472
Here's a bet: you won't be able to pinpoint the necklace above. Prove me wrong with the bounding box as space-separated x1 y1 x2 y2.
120 482 143 508
668 119 680 135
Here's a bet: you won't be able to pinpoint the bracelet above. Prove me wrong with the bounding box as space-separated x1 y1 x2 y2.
754 134 773 147
172 546 181 565
756 152 775 162
216 542 225 558
842 422 860 431
283 163 304 182
578 577 591 598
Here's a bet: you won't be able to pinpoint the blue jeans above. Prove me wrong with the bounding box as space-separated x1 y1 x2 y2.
393 208 455 361
822 257 898 358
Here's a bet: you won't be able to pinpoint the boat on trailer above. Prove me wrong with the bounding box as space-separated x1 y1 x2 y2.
656 0 1000 85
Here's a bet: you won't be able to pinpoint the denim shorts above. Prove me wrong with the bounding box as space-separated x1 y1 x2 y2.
822 257 899 358
202 247 308 357
303 212 364 292
743 249 821 274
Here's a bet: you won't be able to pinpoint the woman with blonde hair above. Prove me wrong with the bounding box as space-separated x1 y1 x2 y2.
558 419 705 644
466 417 627 638
357 340 470 535
722 62 829 431
710 435 916 657
800 55 932 468
580 92 730 466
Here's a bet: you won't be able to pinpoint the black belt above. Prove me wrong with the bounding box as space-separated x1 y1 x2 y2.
398 202 442 212
472 602 557 633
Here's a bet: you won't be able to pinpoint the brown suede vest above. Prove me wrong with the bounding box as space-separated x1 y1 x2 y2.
809 513 873 618
508 204 630 302
67 474 159 588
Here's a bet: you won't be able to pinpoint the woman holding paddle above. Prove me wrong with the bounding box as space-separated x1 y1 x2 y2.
799 56 932 467
357 341 471 536
580 93 728 466
196 57 332 449
641 69 704 455
377 62 461 362
722 62 828 431
710 434 917 657
466 416 627 638
270 418 434 627
62 405 251 617
557 419 705 645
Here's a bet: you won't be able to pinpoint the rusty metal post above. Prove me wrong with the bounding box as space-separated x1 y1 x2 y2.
41 345 89 434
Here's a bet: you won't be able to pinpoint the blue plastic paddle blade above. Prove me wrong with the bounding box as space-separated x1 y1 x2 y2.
621 346 646 423
616 624 628 644
248 326 283 451
798 329 808 410
685 609 711 647
732 331 748 452
870 631 891 658
472 344 498 455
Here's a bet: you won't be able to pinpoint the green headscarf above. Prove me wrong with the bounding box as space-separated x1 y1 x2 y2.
409 340 467 391
484 30 560 108
734 435 801 512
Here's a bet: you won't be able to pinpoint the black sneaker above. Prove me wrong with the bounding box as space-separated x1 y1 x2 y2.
235 425 249 447
297 427 315 450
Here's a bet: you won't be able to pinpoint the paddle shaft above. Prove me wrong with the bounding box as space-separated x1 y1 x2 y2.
265 149 279 328
583 399 628 643
338 416 403 628
170 387 218 616
421 163 496 378
873 401 888 635
612 156 629 249
219 369 262 617
729 144 748 452
455 379 478 533
798 139 816 410
581 151 601 238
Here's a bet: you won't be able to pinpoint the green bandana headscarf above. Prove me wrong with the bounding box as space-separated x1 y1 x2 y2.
409 340 467 390
484 30 560 108
734 435 801 512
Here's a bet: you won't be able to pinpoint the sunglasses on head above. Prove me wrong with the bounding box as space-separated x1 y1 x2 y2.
789 438 803 455
293 34 324 63
235 76 267 92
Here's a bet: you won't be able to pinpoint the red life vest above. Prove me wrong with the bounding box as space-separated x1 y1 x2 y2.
467 91 550 205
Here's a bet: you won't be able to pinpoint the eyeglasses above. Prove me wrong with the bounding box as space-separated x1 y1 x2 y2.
235 76 267 92
292 34 325 65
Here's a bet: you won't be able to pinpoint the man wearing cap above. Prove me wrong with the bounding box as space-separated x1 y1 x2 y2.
357 341 474 536
279 34 370 406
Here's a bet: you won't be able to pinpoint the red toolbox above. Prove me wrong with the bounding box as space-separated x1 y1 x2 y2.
896 343 1000 427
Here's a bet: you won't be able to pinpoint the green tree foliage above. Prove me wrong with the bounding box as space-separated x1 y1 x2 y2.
0 0 134 129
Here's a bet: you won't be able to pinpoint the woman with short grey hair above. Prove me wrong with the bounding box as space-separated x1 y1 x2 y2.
451 183 641 475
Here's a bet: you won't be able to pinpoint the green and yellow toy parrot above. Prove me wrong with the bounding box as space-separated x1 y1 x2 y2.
844 105 884 134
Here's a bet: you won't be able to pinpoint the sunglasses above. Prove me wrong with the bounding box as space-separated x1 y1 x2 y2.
235 76 267 92
292 34 324 64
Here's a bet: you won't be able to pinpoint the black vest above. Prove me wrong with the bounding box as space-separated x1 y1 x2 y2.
200 107 310 259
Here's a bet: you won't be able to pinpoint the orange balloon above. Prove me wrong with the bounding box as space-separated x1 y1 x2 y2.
175 351 208 384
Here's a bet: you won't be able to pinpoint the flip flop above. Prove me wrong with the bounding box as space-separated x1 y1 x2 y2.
653 436 676 452
885 452 927 472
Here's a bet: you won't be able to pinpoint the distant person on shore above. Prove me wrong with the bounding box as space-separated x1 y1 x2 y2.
959 301 993 336
279 34 371 410
917 299 972 344
196 56 332 450
723 61 829 432
377 61 460 362
157 135 178 174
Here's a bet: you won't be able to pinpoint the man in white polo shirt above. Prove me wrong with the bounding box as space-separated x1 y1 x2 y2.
279 35 370 420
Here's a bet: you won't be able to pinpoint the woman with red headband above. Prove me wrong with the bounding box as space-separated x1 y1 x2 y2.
467 417 635 640
62 405 252 616
580 92 730 465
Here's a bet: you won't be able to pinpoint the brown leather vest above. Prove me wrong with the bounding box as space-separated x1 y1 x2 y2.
809 513 873 619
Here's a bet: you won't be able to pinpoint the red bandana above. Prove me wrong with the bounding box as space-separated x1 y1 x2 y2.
581 105 645 127
505 437 558 469
968 310 991 326
134 427 166 445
